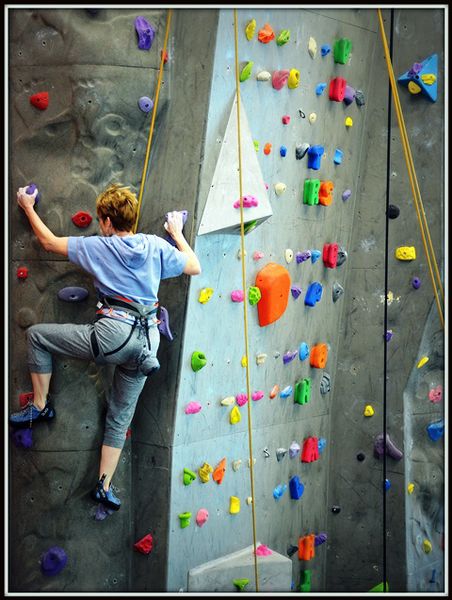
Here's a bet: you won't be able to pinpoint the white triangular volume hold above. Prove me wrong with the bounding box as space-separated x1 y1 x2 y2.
198 93 273 235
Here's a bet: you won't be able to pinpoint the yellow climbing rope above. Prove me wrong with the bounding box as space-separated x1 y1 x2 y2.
233 9 260 592
377 9 444 329
133 9 173 234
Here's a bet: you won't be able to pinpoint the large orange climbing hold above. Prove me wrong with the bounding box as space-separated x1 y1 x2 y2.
298 534 316 560
212 457 227 484
310 343 328 369
319 181 334 206
258 23 275 44
255 263 291 327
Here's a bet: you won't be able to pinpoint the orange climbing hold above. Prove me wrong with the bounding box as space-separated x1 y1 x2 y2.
264 143 272 155
258 23 275 44
298 534 316 560
310 343 328 368
212 457 227 484
255 263 291 327
319 181 334 206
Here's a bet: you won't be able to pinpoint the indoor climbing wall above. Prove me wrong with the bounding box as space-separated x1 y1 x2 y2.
165 8 388 592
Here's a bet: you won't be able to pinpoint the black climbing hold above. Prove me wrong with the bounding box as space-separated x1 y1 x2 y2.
388 204 400 219
287 544 298 557
331 505 341 514
357 452 366 462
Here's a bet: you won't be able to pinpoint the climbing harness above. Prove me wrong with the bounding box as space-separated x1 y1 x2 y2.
233 9 260 592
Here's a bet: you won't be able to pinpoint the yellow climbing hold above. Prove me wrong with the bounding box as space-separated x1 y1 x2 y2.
408 81 422 94
230 406 241 425
345 117 353 127
421 73 436 85
407 483 415 494
198 288 214 304
241 355 248 367
364 405 375 417
253 140 259 152
422 539 432 553
229 496 241 514
245 19 256 41
417 356 429 368
198 462 213 483
395 246 416 260
221 396 235 406
288 68 300 89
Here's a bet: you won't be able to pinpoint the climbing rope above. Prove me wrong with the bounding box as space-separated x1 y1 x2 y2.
133 9 173 234
377 9 444 329
233 9 260 592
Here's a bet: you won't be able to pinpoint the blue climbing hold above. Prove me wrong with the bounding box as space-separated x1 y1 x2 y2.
398 54 438 102
318 438 327 453
138 96 154 113
307 145 325 170
321 44 331 57
41 546 68 576
299 342 309 361
57 287 89 302
280 385 293 398
289 475 305 500
427 419 444 441
334 149 343 165
273 483 288 500
26 183 41 204
11 428 33 449
311 249 321 263
385 479 391 491
305 282 323 307
280 145 287 157
315 83 327 96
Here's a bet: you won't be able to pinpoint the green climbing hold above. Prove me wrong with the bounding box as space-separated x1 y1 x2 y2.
240 61 254 82
294 378 311 405
178 512 192 528
369 582 389 592
303 179 320 205
299 570 312 592
183 468 197 486
248 286 262 305
333 38 352 64
244 220 258 234
191 351 207 372
233 578 250 591
276 29 290 46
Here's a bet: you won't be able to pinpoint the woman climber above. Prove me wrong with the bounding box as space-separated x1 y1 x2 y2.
10 183 201 511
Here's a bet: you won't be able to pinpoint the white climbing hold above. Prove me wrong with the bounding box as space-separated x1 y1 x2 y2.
237 249 247 259
308 112 317 124
285 249 294 263
274 182 287 196
221 396 236 406
257 71 271 81
246 497 253 505
232 459 242 471
256 353 268 365
247 458 256 467
308 37 317 58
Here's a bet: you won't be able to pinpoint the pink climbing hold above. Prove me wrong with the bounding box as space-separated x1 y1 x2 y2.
196 508 209 527
252 391 264 401
231 290 245 302
429 386 442 403
236 393 248 407
255 544 272 556
233 195 259 209
184 401 202 414
272 70 290 90
282 115 291 125
134 534 153 554
253 251 264 261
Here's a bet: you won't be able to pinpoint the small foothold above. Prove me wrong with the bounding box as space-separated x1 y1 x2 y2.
183 468 197 486
291 285 302 299
240 61 254 82
272 70 290 90
364 405 375 417
280 146 287 157
233 194 258 209
296 143 310 160
252 391 264 402
276 448 288 461
388 204 400 219
135 16 156 51
273 483 288 500
411 277 421 289
332 282 344 302
11 428 33 449
256 544 272 556
336 247 348 266
282 115 291 124
253 140 259 152
287 544 298 557
320 373 331 395
423 540 433 553
321 44 331 56
258 23 275 44
198 288 214 303
40 546 68 576
232 459 242 471
138 96 154 113
345 117 353 127
247 458 256 467
408 81 422 94
311 250 321 263
256 353 267 365
280 385 293 398
308 37 317 58
355 89 366 106
342 189 352 201
385 479 391 491
198 463 213 483
184 401 202 415
395 246 416 260
71 211 93 228
426 419 444 441
245 18 256 41
236 393 248 407
407 483 415 494
315 83 327 95
263 447 270 458
57 286 89 302
133 534 153 555
264 143 272 155
17 266 28 279
196 508 209 527
357 452 366 462
246 496 253 504
283 350 298 365
343 85 356 105
248 286 261 305
233 578 250 591
308 112 317 124
256 70 271 81
229 496 241 514
285 248 294 263
289 441 301 458
221 396 235 406
416 356 429 368
385 330 393 342
298 109 306 118
191 351 207 372
276 29 290 46
331 505 341 514
29 92 49 111
231 290 245 303
269 384 280 399
317 438 327 453
374 433 403 460
160 49 168 64
333 148 344 164
275 182 287 196
253 250 264 261
178 512 192 528
429 385 442 403
288 69 300 89
95 504 114 521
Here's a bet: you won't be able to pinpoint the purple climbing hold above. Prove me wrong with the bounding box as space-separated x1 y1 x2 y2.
314 532 327 546
26 183 41 204
95 504 115 521
385 330 393 342
408 62 423 77
296 251 311 264
41 546 68 576
291 285 302 299
165 210 188 246
57 287 89 302
343 85 356 106
158 306 173 341
342 189 352 201
11 428 33 449
135 16 156 51
374 433 403 460
138 96 154 113
283 350 298 365
412 277 421 289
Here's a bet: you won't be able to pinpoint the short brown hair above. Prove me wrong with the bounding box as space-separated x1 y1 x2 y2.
96 183 138 231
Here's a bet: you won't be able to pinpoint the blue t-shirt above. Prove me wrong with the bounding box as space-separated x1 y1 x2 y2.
67 233 188 305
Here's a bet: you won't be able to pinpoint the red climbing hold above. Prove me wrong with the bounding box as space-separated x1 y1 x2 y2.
133 533 153 554
322 243 338 268
161 49 168 64
29 92 49 110
19 392 34 407
17 266 28 279
71 211 93 228
301 437 319 463
126 428 132 439
329 78 347 102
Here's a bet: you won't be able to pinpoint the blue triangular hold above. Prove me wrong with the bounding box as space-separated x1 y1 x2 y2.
397 54 438 102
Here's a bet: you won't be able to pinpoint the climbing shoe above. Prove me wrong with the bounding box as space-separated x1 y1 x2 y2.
9 400 55 428
91 475 121 511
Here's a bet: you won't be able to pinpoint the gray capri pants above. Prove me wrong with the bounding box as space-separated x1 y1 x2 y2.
26 316 161 449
